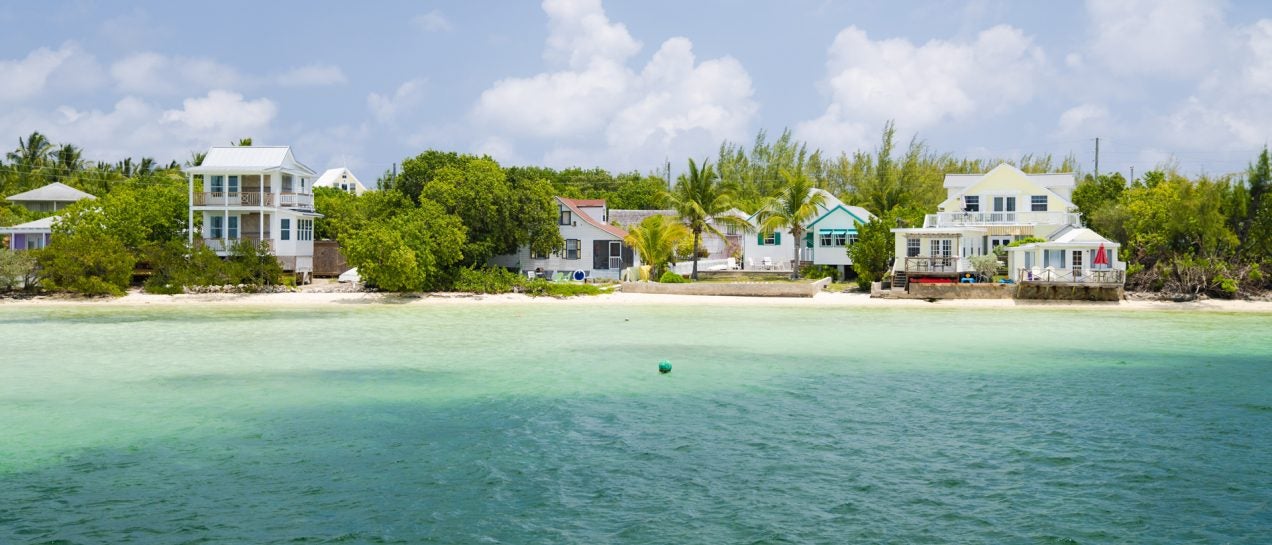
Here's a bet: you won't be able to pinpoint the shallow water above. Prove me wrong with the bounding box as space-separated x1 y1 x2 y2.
1 304 1269 544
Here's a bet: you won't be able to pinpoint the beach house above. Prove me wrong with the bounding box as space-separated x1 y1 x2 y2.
742 189 874 277
314 167 368 195
185 146 322 277
490 197 638 280
889 163 1125 290
0 182 97 250
609 207 748 266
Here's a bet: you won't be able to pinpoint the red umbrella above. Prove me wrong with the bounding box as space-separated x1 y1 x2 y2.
1093 243 1109 267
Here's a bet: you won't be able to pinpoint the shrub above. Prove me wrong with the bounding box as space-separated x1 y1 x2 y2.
0 249 38 292
454 266 522 294
38 231 135 296
659 271 688 283
521 279 601 297
799 264 839 281
968 255 1001 280
228 241 285 286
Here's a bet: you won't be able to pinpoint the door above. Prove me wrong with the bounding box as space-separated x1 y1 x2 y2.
609 241 623 270
1071 249 1083 280
593 240 607 270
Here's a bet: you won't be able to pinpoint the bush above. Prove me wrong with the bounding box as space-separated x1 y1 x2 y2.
521 279 602 297
659 271 688 283
799 264 839 281
0 249 38 292
454 266 522 294
228 241 285 287
39 231 135 296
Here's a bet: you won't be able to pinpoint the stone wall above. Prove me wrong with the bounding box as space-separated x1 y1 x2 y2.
621 277 831 298
1016 284 1123 301
905 283 1017 299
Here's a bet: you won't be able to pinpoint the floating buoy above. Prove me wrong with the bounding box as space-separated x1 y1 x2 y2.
658 360 672 374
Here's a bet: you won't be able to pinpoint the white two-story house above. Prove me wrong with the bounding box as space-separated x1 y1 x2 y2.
890 163 1124 289
186 146 322 275
491 197 638 280
742 188 874 277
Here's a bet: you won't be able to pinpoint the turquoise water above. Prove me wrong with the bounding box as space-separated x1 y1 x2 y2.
1 304 1269 544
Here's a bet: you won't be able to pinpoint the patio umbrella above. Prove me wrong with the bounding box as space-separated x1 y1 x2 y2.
1093 243 1109 267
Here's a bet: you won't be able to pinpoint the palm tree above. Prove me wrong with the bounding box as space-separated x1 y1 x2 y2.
667 158 750 279
50 143 84 174
624 214 690 280
234 138 253 146
755 168 827 279
7 131 53 187
187 151 207 167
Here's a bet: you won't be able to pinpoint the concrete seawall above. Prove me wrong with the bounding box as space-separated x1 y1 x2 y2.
621 277 832 298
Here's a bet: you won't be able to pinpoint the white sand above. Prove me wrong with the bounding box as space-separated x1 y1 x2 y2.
3 289 1270 313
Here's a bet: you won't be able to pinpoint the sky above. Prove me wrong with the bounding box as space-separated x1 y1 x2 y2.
1 0 1270 182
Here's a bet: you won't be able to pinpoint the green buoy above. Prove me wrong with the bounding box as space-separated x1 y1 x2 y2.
658 360 672 374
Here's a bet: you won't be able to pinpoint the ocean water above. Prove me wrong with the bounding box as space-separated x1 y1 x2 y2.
0 303 1269 544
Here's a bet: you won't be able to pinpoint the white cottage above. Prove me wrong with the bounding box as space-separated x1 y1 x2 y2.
0 182 96 250
185 146 322 275
741 189 874 277
314 167 368 195
490 197 638 280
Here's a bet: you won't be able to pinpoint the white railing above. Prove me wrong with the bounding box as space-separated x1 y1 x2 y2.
198 238 271 252
279 193 314 208
670 258 738 275
902 256 968 273
924 211 1081 228
1017 268 1124 284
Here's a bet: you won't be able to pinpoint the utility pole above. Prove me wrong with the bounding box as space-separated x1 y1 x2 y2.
1093 137 1100 179
391 163 397 189
1129 166 1134 183
664 158 671 191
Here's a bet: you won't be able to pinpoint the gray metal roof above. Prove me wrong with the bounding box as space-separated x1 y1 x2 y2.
0 216 56 232
5 182 95 203
186 146 316 176
608 209 675 228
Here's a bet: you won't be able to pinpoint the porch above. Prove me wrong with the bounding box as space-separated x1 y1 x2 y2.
197 238 271 253
901 256 966 275
193 192 313 208
925 211 1081 228
1016 268 1124 286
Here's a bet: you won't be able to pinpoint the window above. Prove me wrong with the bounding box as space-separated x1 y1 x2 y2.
26 236 43 250
819 229 833 247
210 216 223 238
930 239 952 257
228 175 240 194
846 232 858 246
907 238 920 257
280 218 291 241
963 195 979 212
530 249 548 259
282 174 294 193
759 231 778 245
559 210 572 226
1031 195 1047 212
297 219 313 241
564 239 580 259
228 216 239 239
834 231 851 247
210 175 224 193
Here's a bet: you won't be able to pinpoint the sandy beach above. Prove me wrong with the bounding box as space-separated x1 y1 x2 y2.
3 287 1271 313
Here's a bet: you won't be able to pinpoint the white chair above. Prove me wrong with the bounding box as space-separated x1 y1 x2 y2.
761 257 773 270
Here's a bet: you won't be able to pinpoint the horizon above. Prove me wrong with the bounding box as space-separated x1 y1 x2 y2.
1 0 1269 180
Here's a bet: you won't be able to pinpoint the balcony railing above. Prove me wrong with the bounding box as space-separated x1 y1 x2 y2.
902 256 965 273
193 192 313 208
197 238 272 253
924 211 1081 228
1017 268 1124 285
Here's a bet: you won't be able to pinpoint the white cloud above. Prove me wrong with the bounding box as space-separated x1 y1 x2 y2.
160 90 277 139
110 52 242 95
412 9 453 32
1085 0 1225 78
470 0 757 170
0 43 103 101
276 64 347 87
1056 103 1109 137
367 79 427 123
796 25 1045 154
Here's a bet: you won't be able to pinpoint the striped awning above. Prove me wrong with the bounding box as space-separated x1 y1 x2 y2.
986 226 1032 236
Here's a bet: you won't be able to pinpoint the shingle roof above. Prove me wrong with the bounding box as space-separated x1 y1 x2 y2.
5 182 95 203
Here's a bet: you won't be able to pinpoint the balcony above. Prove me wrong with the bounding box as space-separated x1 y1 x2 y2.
197 238 271 253
194 192 313 209
902 256 967 274
924 211 1081 228
1017 268 1124 285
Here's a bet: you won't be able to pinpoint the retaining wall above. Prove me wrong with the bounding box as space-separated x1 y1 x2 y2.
621 277 831 297
905 283 1017 299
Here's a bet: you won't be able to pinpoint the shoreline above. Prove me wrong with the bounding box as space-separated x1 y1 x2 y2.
2 289 1270 313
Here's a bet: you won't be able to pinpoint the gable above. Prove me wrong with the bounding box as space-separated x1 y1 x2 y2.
939 164 1076 212
806 205 868 230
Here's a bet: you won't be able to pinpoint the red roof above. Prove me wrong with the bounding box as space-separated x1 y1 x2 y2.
556 197 627 239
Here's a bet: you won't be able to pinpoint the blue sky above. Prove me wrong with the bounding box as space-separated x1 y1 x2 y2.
2 0 1269 181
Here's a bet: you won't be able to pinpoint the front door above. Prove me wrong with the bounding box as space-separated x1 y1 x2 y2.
990 236 1012 251
1071 249 1083 280
609 241 622 270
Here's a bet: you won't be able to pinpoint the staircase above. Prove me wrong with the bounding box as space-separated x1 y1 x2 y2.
892 270 908 290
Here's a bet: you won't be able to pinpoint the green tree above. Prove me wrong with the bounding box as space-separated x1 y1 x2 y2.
667 158 747 279
343 202 467 292
0 249 38 291
388 150 465 204
849 206 925 288
755 169 827 279
39 228 136 296
624 214 690 279
7 131 53 189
